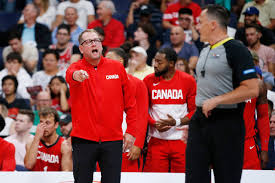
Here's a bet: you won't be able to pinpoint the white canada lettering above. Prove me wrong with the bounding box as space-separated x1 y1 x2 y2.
152 89 183 99
106 74 119 80
37 151 59 164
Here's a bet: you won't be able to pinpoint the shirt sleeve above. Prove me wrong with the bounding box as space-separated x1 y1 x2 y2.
225 40 257 85
256 103 270 151
266 47 275 64
143 76 156 126
121 67 137 137
85 1 95 15
133 80 149 149
56 3 66 16
107 21 125 48
1 143 16 171
185 75 197 119
163 5 173 22
190 43 199 57
65 62 82 87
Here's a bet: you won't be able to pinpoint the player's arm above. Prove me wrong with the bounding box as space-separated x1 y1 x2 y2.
61 139 73 171
24 137 40 170
181 77 197 126
128 80 149 160
256 80 270 169
24 123 45 170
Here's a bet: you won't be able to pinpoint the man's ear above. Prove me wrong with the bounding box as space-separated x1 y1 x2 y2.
79 45 84 54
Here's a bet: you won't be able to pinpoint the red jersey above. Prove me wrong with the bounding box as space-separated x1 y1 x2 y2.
163 2 201 25
32 136 64 171
88 18 125 49
66 57 137 142
51 97 72 113
122 75 148 149
243 98 270 151
143 70 196 140
50 43 74 71
0 138 16 171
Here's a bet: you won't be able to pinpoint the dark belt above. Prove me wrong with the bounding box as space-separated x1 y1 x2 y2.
196 106 241 116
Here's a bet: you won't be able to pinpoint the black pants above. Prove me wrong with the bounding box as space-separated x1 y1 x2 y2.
185 107 245 183
72 137 123 183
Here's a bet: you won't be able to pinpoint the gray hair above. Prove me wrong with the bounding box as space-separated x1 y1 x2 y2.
100 0 116 15
28 3 40 18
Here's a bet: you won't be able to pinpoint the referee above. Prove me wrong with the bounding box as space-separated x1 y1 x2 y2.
185 5 259 183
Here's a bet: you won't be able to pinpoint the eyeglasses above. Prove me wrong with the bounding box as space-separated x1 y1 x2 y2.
81 39 101 46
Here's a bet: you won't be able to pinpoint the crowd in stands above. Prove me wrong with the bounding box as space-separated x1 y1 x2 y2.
0 0 275 172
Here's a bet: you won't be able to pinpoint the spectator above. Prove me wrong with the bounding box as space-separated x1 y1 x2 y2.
32 49 65 90
246 24 275 89
143 47 196 172
49 24 81 72
126 1 163 46
127 46 154 80
5 109 34 171
175 58 194 76
163 0 201 29
235 6 275 48
0 52 33 99
52 7 84 46
126 0 163 29
53 0 95 30
11 3 51 51
59 113 72 139
134 23 157 66
2 31 39 74
0 114 16 171
48 76 70 113
0 103 15 136
267 110 275 170
178 8 199 44
105 48 148 172
161 26 199 70
0 75 31 120
31 91 62 135
19 0 56 30
268 99 273 118
238 0 275 30
24 107 72 171
88 0 125 49
160 0 180 13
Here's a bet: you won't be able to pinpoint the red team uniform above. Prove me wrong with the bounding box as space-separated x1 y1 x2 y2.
0 138 16 171
143 70 196 172
32 136 64 171
243 98 270 169
121 75 148 172
163 2 201 25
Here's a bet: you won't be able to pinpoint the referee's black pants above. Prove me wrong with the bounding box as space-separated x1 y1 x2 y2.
185 107 245 183
72 137 123 183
